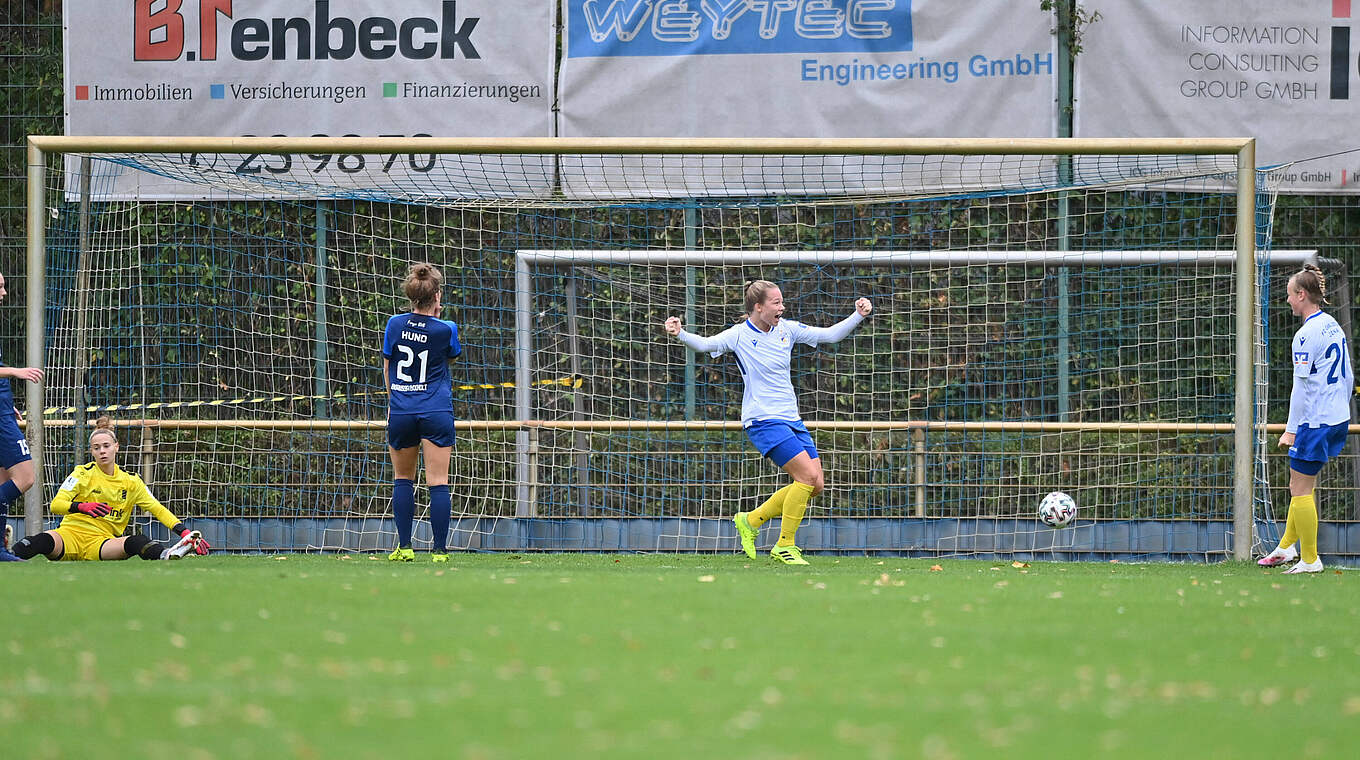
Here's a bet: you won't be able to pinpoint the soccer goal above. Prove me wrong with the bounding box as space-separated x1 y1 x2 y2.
21 136 1303 559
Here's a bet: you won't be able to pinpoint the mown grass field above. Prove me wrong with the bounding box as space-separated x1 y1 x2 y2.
4 554 1358 759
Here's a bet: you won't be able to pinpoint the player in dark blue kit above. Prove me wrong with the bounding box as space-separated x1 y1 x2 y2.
383 263 462 562
0 272 44 562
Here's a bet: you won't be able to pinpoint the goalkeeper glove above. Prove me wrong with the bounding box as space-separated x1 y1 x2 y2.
181 529 211 555
73 502 111 517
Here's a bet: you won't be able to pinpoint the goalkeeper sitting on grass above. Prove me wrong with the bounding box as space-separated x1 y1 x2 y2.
11 416 209 562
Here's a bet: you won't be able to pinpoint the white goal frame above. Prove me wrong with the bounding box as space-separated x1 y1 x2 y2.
515 244 1312 560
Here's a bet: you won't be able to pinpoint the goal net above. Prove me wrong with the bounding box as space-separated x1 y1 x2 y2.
24 137 1293 559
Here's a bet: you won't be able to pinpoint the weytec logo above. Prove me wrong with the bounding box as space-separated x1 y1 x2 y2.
1333 0 1357 98
133 0 481 62
567 0 911 58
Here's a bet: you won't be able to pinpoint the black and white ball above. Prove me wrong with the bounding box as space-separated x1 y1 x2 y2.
1038 491 1077 528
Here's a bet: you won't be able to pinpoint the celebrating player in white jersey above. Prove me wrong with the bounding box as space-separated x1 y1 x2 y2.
663 280 872 565
1259 263 1353 574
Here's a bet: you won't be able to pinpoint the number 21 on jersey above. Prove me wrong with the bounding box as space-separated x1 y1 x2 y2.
395 345 428 383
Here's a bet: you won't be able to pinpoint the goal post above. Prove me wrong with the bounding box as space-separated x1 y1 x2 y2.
1233 138 1256 562
22 135 1288 559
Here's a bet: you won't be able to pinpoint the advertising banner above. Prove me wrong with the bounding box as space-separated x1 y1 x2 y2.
1075 0 1360 194
561 0 1056 138
64 0 556 199
558 0 1058 198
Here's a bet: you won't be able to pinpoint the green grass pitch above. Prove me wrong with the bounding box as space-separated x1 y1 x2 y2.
4 554 1358 759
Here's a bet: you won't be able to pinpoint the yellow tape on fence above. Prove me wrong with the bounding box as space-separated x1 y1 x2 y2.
41 375 584 416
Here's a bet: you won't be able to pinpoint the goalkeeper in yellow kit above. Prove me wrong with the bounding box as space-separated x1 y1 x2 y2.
10 417 209 561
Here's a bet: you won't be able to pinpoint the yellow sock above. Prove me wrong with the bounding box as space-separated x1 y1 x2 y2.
1279 499 1298 551
1294 492 1319 564
776 481 816 547
748 484 792 528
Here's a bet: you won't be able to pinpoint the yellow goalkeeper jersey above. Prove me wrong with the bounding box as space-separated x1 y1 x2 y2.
52 462 181 539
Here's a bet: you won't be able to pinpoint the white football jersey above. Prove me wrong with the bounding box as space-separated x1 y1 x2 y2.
1288 310 1353 431
676 313 864 425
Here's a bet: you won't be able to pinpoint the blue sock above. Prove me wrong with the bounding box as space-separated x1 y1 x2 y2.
0 480 22 512
430 485 451 552
393 479 415 548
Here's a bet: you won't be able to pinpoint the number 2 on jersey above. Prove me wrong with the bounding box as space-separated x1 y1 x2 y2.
395 345 429 383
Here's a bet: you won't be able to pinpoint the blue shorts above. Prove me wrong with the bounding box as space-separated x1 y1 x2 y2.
0 393 31 469
746 419 819 468
1289 422 1348 476
387 411 456 450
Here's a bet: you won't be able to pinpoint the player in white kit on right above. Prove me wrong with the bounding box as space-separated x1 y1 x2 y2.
1259 263 1352 574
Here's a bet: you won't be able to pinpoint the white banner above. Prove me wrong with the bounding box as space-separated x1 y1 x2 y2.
64 0 556 199
1075 0 1360 194
560 0 1056 139
557 0 1057 198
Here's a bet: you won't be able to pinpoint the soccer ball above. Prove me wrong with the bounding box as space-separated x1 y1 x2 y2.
1038 491 1077 528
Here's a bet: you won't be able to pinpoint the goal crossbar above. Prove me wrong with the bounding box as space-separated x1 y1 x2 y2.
28 135 1255 156
518 250 1320 267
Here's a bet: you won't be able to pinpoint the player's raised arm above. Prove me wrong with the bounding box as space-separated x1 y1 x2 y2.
664 316 731 355
796 297 873 346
